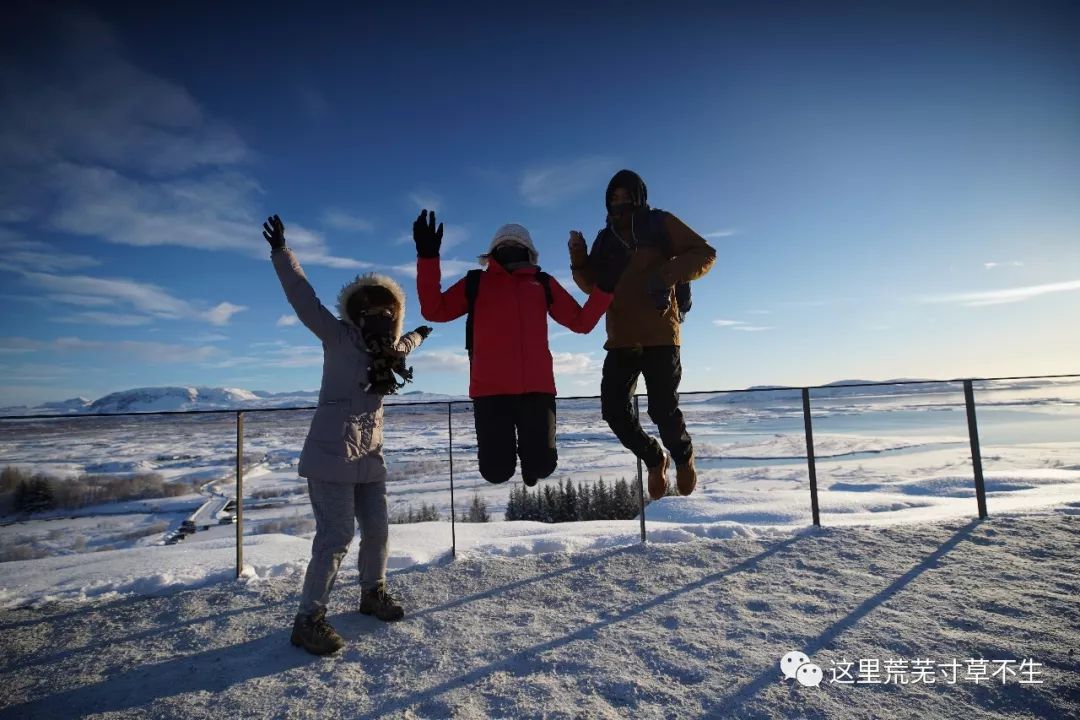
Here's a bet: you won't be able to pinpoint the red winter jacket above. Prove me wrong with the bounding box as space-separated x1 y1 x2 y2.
417 257 613 398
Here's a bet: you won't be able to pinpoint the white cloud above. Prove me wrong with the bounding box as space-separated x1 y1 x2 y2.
0 337 50 353
552 352 600 375
520 156 619 208
409 192 442 213
0 335 222 363
276 315 299 327
21 270 190 318
0 238 102 273
0 10 371 272
984 261 1025 270
53 311 152 326
321 209 373 233
203 302 247 326
388 258 476 280
0 12 248 179
285 224 375 269
16 269 246 325
922 279 1080 307
393 224 469 251
705 229 737 239
410 350 470 373
713 319 773 332
46 294 115 307
266 345 323 368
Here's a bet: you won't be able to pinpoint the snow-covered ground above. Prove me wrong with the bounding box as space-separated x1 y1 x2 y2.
0 510 1076 719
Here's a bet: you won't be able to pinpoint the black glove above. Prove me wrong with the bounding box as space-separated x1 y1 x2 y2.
262 214 286 251
413 209 443 258
414 325 434 339
646 272 671 311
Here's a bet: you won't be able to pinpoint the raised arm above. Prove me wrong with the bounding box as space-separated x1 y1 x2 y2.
547 277 613 334
264 214 342 344
569 230 597 294
393 326 432 355
414 209 469 322
417 260 468 322
659 213 717 285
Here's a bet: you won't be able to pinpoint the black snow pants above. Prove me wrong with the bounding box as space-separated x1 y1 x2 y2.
600 346 693 468
473 393 557 484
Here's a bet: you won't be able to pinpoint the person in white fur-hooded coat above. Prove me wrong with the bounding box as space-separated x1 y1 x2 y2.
263 214 432 656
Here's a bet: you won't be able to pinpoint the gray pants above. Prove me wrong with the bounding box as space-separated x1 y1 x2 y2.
298 479 389 616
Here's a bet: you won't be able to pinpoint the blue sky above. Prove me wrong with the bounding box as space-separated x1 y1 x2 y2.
1 1 1078 406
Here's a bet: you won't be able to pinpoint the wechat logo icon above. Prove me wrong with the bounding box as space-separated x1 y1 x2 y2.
781 650 823 687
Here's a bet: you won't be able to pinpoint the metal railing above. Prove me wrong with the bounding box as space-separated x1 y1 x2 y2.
3 372 1078 578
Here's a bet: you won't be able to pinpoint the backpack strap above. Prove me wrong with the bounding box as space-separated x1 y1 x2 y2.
464 269 483 359
465 268 553 360
535 270 554 308
649 209 673 258
649 209 692 322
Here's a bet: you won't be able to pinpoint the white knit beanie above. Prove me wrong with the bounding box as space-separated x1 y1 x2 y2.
480 223 539 266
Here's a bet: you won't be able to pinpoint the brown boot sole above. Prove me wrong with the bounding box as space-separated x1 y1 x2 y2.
676 461 697 496
290 629 344 655
359 607 405 622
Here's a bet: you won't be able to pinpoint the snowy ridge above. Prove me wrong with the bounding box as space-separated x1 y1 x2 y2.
1 386 468 416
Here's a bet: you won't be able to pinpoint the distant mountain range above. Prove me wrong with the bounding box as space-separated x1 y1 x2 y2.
0 386 469 417
1 376 1056 417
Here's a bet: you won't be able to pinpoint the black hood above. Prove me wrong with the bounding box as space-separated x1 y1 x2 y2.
605 169 648 210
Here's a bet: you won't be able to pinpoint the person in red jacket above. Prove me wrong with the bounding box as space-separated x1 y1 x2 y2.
415 210 622 486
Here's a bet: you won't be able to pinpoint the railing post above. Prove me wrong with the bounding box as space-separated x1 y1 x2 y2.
235 411 244 578
448 403 457 558
801 388 821 527
635 395 646 544
963 380 989 519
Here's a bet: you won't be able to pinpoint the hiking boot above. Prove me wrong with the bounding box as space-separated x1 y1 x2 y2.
676 457 697 496
359 583 405 622
290 610 344 655
647 453 670 500
523 475 539 488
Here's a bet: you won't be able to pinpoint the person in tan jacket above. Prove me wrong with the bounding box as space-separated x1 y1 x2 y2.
569 170 716 499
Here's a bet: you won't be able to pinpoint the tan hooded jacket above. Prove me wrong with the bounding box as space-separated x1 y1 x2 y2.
571 212 716 349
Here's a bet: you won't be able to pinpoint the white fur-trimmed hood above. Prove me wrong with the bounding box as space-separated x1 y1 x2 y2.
336 272 407 338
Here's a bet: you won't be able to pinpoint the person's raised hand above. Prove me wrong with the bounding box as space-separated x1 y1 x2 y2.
568 230 587 256
262 214 286 250
413 210 444 258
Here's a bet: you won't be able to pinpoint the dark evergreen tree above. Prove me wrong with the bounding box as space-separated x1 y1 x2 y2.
21 476 55 513
468 492 490 522
505 485 521 521
521 487 538 521
593 478 610 520
612 478 634 519
542 485 556 523
564 481 578 521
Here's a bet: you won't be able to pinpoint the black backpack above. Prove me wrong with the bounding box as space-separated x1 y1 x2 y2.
464 268 553 359
596 209 692 322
